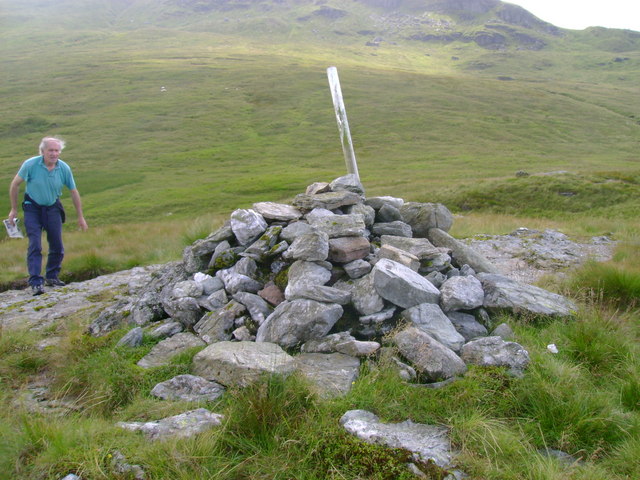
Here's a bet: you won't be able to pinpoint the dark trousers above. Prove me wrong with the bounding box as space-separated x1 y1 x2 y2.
23 202 64 286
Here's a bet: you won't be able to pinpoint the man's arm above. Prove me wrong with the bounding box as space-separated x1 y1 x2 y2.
69 188 88 231
8 175 24 225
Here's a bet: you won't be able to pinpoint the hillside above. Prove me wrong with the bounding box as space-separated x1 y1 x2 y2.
0 0 639 281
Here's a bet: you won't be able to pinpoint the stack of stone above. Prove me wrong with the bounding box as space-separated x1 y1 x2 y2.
92 174 576 396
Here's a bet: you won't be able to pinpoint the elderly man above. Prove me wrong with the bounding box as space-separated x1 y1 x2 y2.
8 137 88 295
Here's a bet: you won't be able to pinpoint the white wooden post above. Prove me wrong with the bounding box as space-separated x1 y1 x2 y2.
327 66 360 180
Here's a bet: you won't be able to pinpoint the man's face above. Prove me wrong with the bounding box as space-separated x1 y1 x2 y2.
43 141 61 164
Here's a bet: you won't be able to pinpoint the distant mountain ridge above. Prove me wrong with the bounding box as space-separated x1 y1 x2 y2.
4 0 639 54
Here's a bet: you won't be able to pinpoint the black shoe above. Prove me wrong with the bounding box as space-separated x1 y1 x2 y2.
32 284 45 296
45 278 66 287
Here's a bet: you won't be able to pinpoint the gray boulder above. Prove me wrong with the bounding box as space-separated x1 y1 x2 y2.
296 352 361 398
301 331 380 357
216 268 262 295
162 296 202 328
478 273 577 318
461 336 530 376
400 303 465 353
204 289 229 310
252 202 302 222
328 236 371 263
280 221 314 243
241 225 284 261
148 321 183 340
283 230 329 262
194 300 246 343
150 374 225 402
349 274 385 316
193 273 224 296
428 228 499 274
372 259 440 308
116 327 143 348
400 202 454 235
343 259 372 278
292 191 362 211
308 213 367 238
377 244 420 271
393 326 467 381
340 409 453 468
346 203 376 227
372 221 412 238
232 292 272 325
446 311 488 342
255 299 343 348
286 285 352 305
229 209 268 246
190 223 234 258
284 260 331 300
137 332 206 369
491 322 515 341
117 408 223 440
192 341 297 387
365 196 405 210
128 291 166 327
439 275 485 312
376 203 402 222
329 173 365 195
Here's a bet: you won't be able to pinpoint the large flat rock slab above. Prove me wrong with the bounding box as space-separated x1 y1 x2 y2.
340 409 453 468
0 265 166 331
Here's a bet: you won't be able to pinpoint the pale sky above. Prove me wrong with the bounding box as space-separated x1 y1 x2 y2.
506 0 640 32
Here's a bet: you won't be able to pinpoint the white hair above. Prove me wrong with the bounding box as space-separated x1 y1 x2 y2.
39 136 66 154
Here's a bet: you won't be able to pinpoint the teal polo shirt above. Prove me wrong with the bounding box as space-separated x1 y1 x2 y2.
18 155 77 207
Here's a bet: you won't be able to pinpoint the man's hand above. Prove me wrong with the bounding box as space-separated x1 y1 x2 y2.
78 216 88 232
7 208 18 226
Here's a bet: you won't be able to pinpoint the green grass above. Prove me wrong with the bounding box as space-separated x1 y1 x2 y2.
2 294 638 479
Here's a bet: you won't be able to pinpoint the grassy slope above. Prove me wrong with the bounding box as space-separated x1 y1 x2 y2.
2 23 639 281
0 3 639 480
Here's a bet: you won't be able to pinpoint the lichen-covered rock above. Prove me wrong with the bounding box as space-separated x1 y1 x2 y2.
252 202 303 222
372 258 440 308
439 275 485 312
150 374 225 402
256 299 343 348
340 409 453 468
137 332 206 369
400 202 454 235
194 300 246 343
292 190 362 211
230 209 268 246
296 352 360 397
460 336 530 376
329 173 365 195
117 408 223 440
400 303 466 353
393 326 467 381
478 273 577 318
282 230 329 262
428 228 499 274
308 213 367 238
372 221 412 238
192 341 297 387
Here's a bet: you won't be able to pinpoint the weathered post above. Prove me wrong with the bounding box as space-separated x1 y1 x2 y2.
327 66 360 181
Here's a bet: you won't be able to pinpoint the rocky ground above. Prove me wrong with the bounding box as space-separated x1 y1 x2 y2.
0 228 615 332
